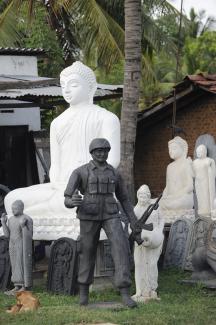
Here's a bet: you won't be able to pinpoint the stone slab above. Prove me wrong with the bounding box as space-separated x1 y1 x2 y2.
184 216 212 271
0 236 11 291
163 217 193 269
47 238 79 295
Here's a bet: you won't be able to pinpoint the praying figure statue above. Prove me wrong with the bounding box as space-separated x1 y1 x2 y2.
160 136 194 222
3 62 120 241
1 200 33 295
193 144 216 217
132 185 164 303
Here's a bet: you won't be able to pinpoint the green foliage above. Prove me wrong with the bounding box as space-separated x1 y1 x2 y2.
18 3 64 77
184 31 216 74
95 61 124 84
1 269 216 325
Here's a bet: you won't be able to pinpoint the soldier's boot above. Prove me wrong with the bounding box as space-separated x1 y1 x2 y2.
79 284 89 306
120 287 137 308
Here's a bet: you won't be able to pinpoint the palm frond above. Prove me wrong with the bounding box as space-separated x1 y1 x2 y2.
143 0 180 17
142 11 177 56
0 1 21 46
51 0 124 69
96 0 124 27
142 54 156 83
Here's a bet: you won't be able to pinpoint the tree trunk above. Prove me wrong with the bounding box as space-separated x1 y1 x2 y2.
120 0 142 202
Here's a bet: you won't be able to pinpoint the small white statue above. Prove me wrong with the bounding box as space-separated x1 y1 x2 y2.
4 62 120 240
1 200 33 295
193 144 216 217
160 136 194 221
132 185 164 303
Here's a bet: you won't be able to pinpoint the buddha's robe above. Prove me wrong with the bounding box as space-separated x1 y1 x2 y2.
160 158 194 213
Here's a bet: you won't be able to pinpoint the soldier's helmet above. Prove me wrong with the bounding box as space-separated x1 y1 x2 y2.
89 138 111 153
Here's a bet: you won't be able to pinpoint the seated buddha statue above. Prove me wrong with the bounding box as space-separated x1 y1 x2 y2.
160 136 194 221
4 62 120 240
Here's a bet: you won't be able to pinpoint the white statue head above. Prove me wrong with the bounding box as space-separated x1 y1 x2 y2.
168 136 188 160
60 61 97 105
12 200 24 216
196 144 207 159
137 184 151 206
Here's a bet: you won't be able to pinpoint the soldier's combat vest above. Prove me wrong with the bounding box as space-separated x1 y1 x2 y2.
87 168 116 195
78 166 119 220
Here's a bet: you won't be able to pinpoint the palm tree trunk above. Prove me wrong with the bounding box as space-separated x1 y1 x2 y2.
120 0 142 202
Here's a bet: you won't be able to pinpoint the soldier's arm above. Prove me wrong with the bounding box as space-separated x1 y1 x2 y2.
115 173 137 227
64 169 82 208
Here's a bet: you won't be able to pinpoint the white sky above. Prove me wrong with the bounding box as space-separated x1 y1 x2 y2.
167 0 216 20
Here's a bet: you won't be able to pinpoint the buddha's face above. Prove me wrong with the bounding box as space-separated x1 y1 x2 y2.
168 143 183 160
196 145 207 159
60 73 90 105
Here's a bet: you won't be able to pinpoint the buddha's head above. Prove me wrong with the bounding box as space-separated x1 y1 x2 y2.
137 184 151 206
12 200 24 216
168 136 188 160
60 61 97 105
196 144 207 159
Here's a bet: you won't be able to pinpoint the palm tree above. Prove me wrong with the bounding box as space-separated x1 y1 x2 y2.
188 7 216 38
119 0 141 201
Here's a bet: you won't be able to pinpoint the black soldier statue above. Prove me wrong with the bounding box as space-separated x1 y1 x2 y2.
64 138 144 307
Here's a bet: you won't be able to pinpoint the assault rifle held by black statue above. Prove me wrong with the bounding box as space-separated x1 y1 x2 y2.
130 194 163 245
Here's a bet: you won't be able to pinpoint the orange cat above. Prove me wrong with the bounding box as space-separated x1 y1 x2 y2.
6 291 40 314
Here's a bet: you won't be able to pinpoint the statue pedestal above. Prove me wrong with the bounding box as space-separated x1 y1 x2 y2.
0 213 108 241
161 209 195 224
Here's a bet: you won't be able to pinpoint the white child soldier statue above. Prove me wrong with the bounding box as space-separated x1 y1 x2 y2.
1 200 33 295
132 185 164 303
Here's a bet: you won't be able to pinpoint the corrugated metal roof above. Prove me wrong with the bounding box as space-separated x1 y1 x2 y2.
0 47 45 56
0 75 123 100
0 86 62 98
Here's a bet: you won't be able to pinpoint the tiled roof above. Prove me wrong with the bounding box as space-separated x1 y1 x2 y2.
138 74 216 123
185 74 216 93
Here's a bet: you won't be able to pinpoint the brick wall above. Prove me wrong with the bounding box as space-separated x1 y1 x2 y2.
134 94 216 196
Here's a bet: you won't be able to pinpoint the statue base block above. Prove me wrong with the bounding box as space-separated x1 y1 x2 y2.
161 209 195 224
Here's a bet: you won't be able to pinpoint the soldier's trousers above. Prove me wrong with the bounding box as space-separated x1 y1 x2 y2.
78 218 132 288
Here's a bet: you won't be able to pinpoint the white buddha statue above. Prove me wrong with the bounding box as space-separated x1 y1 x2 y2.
132 185 164 303
160 136 194 222
4 61 120 240
193 144 216 217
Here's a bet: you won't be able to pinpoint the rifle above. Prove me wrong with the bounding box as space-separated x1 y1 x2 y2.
130 194 162 245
